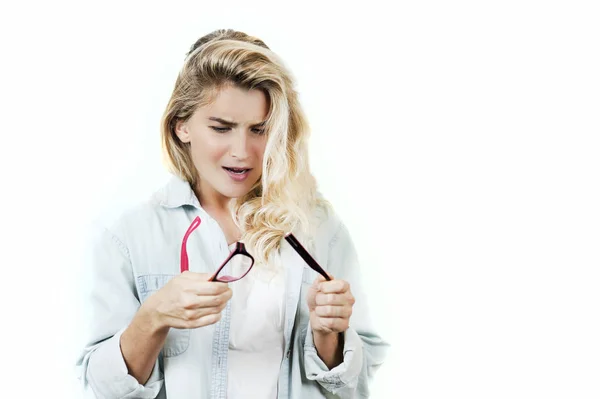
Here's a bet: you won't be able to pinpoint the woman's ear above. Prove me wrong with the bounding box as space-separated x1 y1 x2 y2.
175 120 191 143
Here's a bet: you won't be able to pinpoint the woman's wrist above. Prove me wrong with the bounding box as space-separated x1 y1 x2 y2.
121 299 170 384
312 329 344 369
136 297 169 336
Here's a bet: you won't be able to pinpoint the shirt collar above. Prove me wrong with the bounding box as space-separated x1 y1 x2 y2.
156 174 202 209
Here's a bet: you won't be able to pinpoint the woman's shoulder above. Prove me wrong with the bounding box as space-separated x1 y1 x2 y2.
93 175 191 241
310 194 346 243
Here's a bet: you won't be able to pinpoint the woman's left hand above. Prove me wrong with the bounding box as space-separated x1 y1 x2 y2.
306 274 355 335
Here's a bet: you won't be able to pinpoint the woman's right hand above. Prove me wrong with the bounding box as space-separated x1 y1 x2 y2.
141 271 233 332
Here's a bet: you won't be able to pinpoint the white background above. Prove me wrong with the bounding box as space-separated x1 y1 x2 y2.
1 1 599 398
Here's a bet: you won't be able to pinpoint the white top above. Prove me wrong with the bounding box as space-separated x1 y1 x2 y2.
227 243 286 398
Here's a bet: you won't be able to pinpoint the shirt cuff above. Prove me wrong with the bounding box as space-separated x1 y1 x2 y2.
303 325 364 394
86 327 163 399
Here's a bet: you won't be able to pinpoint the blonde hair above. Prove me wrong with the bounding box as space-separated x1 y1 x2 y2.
160 29 331 268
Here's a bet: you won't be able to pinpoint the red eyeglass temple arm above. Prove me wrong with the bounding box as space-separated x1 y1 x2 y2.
284 233 331 281
181 217 201 273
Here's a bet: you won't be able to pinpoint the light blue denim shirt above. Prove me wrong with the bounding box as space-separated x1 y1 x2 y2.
76 175 389 398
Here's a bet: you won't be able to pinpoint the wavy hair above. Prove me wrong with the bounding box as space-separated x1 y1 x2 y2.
160 29 331 268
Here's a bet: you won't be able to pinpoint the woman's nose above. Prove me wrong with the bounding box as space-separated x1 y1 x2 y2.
229 130 249 159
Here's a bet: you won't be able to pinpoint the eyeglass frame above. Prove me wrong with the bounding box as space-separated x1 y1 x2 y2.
180 216 255 282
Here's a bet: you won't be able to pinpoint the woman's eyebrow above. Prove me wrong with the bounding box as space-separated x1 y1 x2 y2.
208 117 267 127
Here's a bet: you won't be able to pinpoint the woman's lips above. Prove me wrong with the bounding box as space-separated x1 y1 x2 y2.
223 167 251 182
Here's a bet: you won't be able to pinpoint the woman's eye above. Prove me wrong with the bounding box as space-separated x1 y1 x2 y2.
252 128 266 135
210 126 230 133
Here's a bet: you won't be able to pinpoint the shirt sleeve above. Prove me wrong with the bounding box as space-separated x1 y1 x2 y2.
303 218 390 398
75 223 164 398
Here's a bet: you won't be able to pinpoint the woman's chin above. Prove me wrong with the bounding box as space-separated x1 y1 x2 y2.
219 183 254 199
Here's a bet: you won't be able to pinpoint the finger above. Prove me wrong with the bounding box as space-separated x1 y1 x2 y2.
315 305 353 318
319 279 349 294
197 289 233 308
194 281 231 296
316 317 349 332
315 292 355 306
181 271 214 282
312 271 335 286
181 289 232 309
182 273 230 294
312 275 326 286
181 302 226 321
185 312 223 329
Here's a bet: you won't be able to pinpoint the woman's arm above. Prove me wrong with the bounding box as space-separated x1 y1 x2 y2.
119 271 232 386
120 303 170 385
312 331 344 369
77 223 232 397
304 218 390 398
76 225 165 399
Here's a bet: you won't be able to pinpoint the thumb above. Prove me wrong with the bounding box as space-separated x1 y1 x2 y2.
312 272 335 289
312 274 325 287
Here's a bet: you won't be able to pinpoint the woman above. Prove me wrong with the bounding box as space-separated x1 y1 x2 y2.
76 29 388 398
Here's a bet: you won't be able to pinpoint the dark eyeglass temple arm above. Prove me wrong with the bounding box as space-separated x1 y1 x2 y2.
284 233 331 281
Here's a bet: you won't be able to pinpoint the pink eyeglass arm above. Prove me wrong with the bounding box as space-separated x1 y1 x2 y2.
180 216 201 273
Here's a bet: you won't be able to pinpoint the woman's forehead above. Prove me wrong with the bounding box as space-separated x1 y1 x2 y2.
195 85 268 124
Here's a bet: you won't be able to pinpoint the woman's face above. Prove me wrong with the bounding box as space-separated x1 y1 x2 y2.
176 85 269 203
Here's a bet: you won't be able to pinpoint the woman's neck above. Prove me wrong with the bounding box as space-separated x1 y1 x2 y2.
194 183 241 244
194 182 231 215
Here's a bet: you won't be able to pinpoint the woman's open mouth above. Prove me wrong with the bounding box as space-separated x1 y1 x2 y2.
223 166 252 182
